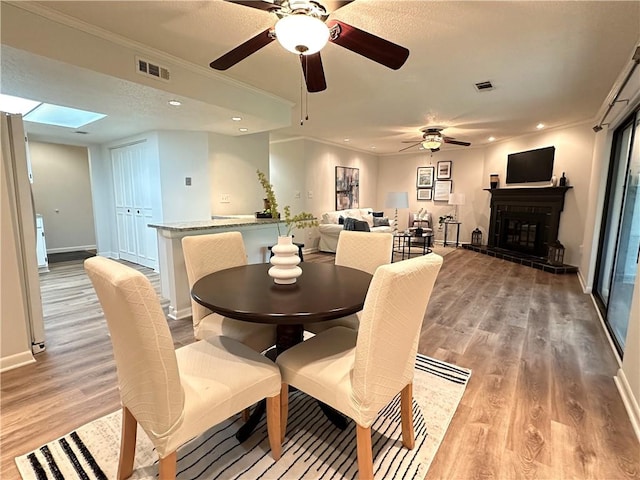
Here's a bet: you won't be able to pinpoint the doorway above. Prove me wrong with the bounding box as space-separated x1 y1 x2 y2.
594 110 640 355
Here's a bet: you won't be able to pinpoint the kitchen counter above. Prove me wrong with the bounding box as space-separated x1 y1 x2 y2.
149 215 284 320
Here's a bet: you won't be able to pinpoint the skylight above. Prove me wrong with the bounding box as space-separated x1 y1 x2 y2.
0 93 107 128
0 94 40 115
24 103 107 128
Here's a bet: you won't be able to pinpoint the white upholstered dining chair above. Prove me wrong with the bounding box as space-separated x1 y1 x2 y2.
182 232 277 352
277 254 443 479
84 256 281 480
305 230 393 334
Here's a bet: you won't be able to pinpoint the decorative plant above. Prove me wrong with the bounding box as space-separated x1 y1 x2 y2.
257 170 318 236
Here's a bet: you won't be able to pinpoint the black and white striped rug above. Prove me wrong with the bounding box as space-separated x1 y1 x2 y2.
16 355 470 480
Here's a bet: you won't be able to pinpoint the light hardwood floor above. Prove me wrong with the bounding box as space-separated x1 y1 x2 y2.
1 250 638 479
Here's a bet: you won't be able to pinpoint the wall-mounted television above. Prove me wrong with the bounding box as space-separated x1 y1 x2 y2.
506 146 555 184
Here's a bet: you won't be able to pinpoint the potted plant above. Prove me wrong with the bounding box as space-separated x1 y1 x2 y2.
257 170 318 284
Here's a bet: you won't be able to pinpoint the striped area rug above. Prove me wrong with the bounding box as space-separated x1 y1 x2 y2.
16 355 470 480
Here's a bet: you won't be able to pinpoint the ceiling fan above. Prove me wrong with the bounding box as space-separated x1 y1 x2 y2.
209 0 410 93
399 127 472 152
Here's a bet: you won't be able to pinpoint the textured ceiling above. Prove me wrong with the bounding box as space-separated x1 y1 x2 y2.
2 0 639 153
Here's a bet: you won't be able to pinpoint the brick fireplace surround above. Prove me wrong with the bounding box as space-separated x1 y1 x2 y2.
463 186 577 274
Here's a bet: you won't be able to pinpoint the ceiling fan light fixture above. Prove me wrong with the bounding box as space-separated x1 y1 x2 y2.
275 14 330 55
422 133 442 150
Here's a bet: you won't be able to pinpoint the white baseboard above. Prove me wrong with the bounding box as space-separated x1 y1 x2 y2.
168 306 192 321
577 269 592 294
0 350 35 373
614 368 640 442
47 244 97 254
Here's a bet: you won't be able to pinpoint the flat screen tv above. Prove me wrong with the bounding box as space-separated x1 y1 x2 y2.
506 146 555 184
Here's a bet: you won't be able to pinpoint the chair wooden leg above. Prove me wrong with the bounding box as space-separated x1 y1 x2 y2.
401 383 415 449
117 407 137 480
356 424 374 480
242 407 251 422
280 383 289 443
158 452 177 480
266 394 282 460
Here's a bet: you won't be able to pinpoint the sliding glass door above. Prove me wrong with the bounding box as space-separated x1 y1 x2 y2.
595 110 640 354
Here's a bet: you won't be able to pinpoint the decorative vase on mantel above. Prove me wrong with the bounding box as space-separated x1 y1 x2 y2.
269 235 302 284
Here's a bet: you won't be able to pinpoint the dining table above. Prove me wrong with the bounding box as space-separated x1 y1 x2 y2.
191 262 373 441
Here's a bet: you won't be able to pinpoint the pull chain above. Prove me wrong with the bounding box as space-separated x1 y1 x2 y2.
299 54 310 125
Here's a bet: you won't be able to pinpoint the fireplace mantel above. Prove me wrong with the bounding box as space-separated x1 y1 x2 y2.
483 186 572 208
485 186 572 258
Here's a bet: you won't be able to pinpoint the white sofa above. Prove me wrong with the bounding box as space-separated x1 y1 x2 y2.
318 208 394 253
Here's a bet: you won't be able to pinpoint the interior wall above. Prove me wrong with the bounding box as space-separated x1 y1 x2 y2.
209 131 269 216
378 148 485 240
483 123 595 267
269 137 380 249
158 131 210 223
29 141 96 253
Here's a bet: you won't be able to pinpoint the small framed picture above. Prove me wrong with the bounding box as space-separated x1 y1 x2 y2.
437 161 452 179
416 166 435 188
417 188 432 201
433 180 452 201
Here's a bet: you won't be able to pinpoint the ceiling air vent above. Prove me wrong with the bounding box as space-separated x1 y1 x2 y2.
74 131 89 135
135 56 171 82
474 80 494 91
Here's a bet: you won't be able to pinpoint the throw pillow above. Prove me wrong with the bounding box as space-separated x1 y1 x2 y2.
373 217 390 227
339 216 345 225
363 213 374 227
353 219 370 232
372 211 384 217
343 217 357 230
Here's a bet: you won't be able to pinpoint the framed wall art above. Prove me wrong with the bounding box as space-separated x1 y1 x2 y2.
335 166 359 210
416 166 435 188
437 161 452 179
433 180 452 201
417 189 432 201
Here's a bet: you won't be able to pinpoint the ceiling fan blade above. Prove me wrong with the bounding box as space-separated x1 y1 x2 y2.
224 0 281 12
327 19 409 70
399 142 421 152
210 28 275 70
443 137 471 146
300 52 327 92
324 1 356 13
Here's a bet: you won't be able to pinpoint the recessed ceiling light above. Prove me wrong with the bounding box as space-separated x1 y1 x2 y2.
371 146 376 149
536 123 545 129
168 99 181 106
239 127 248 132
232 116 242 121
488 136 496 142
344 138 350 142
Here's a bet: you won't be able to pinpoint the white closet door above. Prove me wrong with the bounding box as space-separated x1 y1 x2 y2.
111 142 156 269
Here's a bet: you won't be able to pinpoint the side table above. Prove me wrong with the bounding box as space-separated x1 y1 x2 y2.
443 221 461 247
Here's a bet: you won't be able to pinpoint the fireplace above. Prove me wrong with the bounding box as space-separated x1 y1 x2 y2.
486 186 571 260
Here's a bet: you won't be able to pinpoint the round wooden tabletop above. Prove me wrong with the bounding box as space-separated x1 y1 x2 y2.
191 263 372 326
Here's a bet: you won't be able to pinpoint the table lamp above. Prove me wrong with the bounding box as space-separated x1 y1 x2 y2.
385 191 409 233
448 193 465 221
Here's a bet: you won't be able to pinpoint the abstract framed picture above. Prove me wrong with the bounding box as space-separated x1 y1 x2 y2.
417 189 432 201
437 161 452 179
433 180 452 201
335 166 360 210
416 166 435 188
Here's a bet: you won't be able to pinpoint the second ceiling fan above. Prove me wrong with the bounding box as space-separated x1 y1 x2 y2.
400 127 472 152
210 0 410 93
